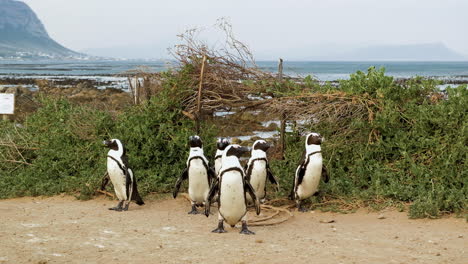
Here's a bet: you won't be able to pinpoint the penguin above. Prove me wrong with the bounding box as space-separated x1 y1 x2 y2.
290 132 329 212
205 145 260 235
214 137 230 176
103 139 144 211
245 140 279 203
173 135 215 214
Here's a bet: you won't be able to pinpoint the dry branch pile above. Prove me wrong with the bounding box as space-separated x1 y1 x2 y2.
171 22 277 113
261 92 378 127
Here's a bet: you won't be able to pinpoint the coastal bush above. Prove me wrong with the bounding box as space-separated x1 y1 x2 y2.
270 68 467 218
0 67 465 218
0 88 216 199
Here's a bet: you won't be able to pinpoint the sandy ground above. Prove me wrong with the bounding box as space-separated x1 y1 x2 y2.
0 196 466 264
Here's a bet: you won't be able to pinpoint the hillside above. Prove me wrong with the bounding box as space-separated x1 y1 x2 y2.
0 0 83 59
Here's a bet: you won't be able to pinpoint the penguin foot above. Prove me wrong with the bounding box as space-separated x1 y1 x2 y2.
211 227 227 233
239 221 255 235
122 204 129 211
109 201 124 211
211 220 226 233
240 221 255 235
298 206 309 212
188 205 199 214
239 228 255 235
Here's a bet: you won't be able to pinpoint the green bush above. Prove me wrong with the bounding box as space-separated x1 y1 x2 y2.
0 91 216 199
0 67 466 218
271 68 467 218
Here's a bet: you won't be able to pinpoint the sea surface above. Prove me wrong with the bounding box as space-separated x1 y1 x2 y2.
0 60 467 81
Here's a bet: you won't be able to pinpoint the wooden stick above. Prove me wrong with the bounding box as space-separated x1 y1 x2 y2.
127 77 135 104
279 111 286 160
277 58 283 80
96 190 115 198
4 159 31 165
196 55 207 134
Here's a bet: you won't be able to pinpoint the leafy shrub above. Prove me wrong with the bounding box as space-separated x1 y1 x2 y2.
0 89 216 199
270 68 467 218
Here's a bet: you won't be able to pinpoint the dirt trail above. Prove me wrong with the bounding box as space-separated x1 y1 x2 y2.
0 196 466 264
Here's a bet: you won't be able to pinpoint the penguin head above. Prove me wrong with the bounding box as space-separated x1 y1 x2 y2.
189 135 203 148
216 137 230 150
103 139 121 151
224 144 250 158
306 132 324 146
252 139 271 152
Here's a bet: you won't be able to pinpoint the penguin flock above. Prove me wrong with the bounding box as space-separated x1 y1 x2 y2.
103 132 328 235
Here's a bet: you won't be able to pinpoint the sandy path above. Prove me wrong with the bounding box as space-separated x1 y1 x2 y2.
0 196 466 264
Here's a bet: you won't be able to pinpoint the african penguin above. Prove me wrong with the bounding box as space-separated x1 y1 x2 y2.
103 139 144 211
205 145 260 235
245 140 279 203
173 135 215 214
214 137 230 176
290 132 329 212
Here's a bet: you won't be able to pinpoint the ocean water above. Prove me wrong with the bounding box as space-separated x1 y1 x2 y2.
0 60 467 82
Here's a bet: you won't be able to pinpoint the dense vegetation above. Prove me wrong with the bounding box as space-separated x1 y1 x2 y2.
0 67 466 218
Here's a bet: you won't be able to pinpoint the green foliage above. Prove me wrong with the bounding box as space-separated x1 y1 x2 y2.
1 66 466 219
0 82 216 199
271 68 467 218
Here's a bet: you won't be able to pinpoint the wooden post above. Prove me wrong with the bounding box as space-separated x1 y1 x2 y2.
196 55 207 134
127 77 135 104
134 76 140 105
278 58 283 81
2 115 8 121
279 111 286 160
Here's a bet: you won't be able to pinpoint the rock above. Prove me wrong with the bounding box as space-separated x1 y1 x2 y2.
319 219 335 224
377 214 386 219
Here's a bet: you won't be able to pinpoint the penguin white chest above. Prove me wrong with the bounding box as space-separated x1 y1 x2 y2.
219 171 246 226
297 156 322 200
249 161 267 200
107 158 127 201
188 159 210 204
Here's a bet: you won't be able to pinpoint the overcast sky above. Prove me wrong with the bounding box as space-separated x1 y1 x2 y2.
22 0 468 59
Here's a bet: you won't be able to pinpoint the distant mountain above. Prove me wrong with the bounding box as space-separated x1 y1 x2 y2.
0 0 85 60
328 43 466 61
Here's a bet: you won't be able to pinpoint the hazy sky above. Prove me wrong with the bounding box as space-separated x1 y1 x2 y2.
22 0 468 59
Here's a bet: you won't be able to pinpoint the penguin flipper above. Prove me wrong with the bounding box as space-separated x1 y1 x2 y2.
125 168 132 200
296 165 306 186
205 178 219 217
322 166 329 183
266 164 279 191
173 168 188 198
208 167 216 185
130 172 144 205
100 172 110 191
245 162 253 181
290 164 305 200
244 180 261 215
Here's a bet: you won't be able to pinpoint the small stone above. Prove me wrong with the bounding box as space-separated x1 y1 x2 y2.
436 253 441 256
458 234 463 238
255 239 263 243
394 236 399 239
320 219 335 223
377 214 385 219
